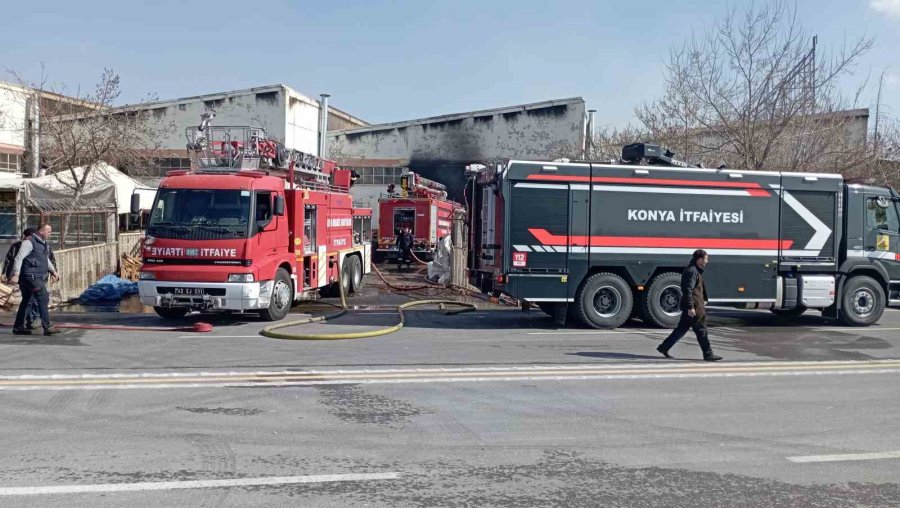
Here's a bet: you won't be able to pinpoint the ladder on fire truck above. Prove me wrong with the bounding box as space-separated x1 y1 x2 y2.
185 112 334 185
388 171 448 200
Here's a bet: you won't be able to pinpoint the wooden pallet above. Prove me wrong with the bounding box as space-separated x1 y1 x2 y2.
120 254 142 282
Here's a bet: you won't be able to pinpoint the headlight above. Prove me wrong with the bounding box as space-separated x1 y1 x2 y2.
228 273 254 283
139 271 156 280
143 235 156 246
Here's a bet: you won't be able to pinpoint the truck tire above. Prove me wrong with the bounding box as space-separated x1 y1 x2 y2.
261 268 293 322
839 275 885 326
348 255 364 294
154 307 188 320
574 272 633 329
771 307 806 318
639 272 683 328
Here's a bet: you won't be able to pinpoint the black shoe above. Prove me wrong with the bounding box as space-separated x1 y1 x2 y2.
43 327 62 336
656 346 672 359
704 353 723 362
12 328 32 335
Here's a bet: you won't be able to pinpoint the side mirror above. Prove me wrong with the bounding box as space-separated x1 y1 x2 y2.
274 195 285 216
130 193 141 214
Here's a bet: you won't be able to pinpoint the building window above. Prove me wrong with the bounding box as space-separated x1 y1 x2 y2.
352 166 404 186
0 191 16 238
0 153 21 173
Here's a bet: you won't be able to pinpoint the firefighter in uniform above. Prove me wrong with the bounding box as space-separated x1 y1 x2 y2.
395 227 414 271
656 249 722 361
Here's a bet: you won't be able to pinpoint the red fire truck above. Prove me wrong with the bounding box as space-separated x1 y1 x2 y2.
135 116 372 321
376 172 461 261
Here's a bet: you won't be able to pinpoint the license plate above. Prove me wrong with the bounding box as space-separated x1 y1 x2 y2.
173 287 206 295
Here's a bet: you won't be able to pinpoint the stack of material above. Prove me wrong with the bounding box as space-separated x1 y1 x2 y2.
120 254 142 282
0 282 15 309
79 274 138 302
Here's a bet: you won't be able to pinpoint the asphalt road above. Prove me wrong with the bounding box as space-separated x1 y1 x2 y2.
1 299 900 507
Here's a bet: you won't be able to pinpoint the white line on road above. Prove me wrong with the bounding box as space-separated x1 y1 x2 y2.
787 451 900 463
0 472 401 496
3 360 900 390
810 327 900 333
526 330 669 336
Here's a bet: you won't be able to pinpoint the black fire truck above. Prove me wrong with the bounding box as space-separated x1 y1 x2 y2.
471 144 900 328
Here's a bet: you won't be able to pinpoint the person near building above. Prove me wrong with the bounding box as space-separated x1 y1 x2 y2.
10 223 61 336
3 227 40 329
395 227 414 271
656 249 722 361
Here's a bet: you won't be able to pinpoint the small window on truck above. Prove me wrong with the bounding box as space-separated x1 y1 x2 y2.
867 198 900 233
304 207 317 254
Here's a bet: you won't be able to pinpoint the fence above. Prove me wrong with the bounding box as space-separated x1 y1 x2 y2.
50 231 142 302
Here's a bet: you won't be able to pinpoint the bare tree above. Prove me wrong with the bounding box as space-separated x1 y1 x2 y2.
636 1 874 173
9 68 169 239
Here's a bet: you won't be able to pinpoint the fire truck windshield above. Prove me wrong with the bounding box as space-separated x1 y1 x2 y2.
148 189 251 239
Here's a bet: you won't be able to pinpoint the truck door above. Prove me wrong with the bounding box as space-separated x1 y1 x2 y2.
506 179 570 300
864 195 900 284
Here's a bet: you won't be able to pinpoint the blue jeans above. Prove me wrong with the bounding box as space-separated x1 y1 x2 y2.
26 297 39 325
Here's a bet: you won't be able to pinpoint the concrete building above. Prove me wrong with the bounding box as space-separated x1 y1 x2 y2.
0 82 29 242
328 97 587 220
123 84 368 182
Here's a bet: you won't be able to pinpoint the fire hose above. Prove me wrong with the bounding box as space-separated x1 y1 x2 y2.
260 258 475 341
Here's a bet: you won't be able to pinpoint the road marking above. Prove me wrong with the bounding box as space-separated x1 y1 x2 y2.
0 472 401 496
808 326 900 334
526 330 669 336
2 360 900 391
787 451 900 463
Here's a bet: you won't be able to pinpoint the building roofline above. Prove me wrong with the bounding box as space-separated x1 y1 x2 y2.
110 83 367 126
330 97 585 135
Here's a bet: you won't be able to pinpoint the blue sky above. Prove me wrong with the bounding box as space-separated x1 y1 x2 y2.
2 0 898 129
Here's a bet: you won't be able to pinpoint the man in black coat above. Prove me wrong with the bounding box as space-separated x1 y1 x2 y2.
10 223 61 336
3 227 41 329
656 249 722 361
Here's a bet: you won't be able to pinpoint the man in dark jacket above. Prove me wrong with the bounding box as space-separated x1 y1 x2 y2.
10 223 61 336
3 227 41 329
395 227 414 271
656 249 722 361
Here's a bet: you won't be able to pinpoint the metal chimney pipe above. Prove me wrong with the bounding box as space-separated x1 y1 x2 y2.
587 109 596 159
318 93 330 159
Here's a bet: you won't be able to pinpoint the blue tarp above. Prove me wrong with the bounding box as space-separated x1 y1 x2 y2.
78 274 139 302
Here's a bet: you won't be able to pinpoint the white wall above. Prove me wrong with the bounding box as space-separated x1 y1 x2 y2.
284 88 322 156
0 83 27 150
350 184 384 222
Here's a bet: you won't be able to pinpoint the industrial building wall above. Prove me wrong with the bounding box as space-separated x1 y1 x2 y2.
144 88 288 152
330 98 586 203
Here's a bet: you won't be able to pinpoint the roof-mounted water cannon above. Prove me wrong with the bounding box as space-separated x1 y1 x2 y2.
620 143 697 168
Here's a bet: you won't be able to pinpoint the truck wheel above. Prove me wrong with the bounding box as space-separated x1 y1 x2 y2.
348 255 364 293
771 307 806 318
839 276 885 326
261 268 293 322
574 272 633 329
154 307 188 320
640 272 683 328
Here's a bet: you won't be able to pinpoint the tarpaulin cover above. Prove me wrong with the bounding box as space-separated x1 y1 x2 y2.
25 161 155 214
78 274 138 302
427 235 453 285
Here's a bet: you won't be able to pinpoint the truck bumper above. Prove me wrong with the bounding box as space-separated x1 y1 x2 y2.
138 280 274 311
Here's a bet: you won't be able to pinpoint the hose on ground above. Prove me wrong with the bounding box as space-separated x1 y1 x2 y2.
260 258 476 341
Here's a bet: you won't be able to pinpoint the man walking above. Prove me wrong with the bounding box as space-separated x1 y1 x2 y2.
3 227 41 329
396 227 414 271
10 223 61 336
656 249 722 361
